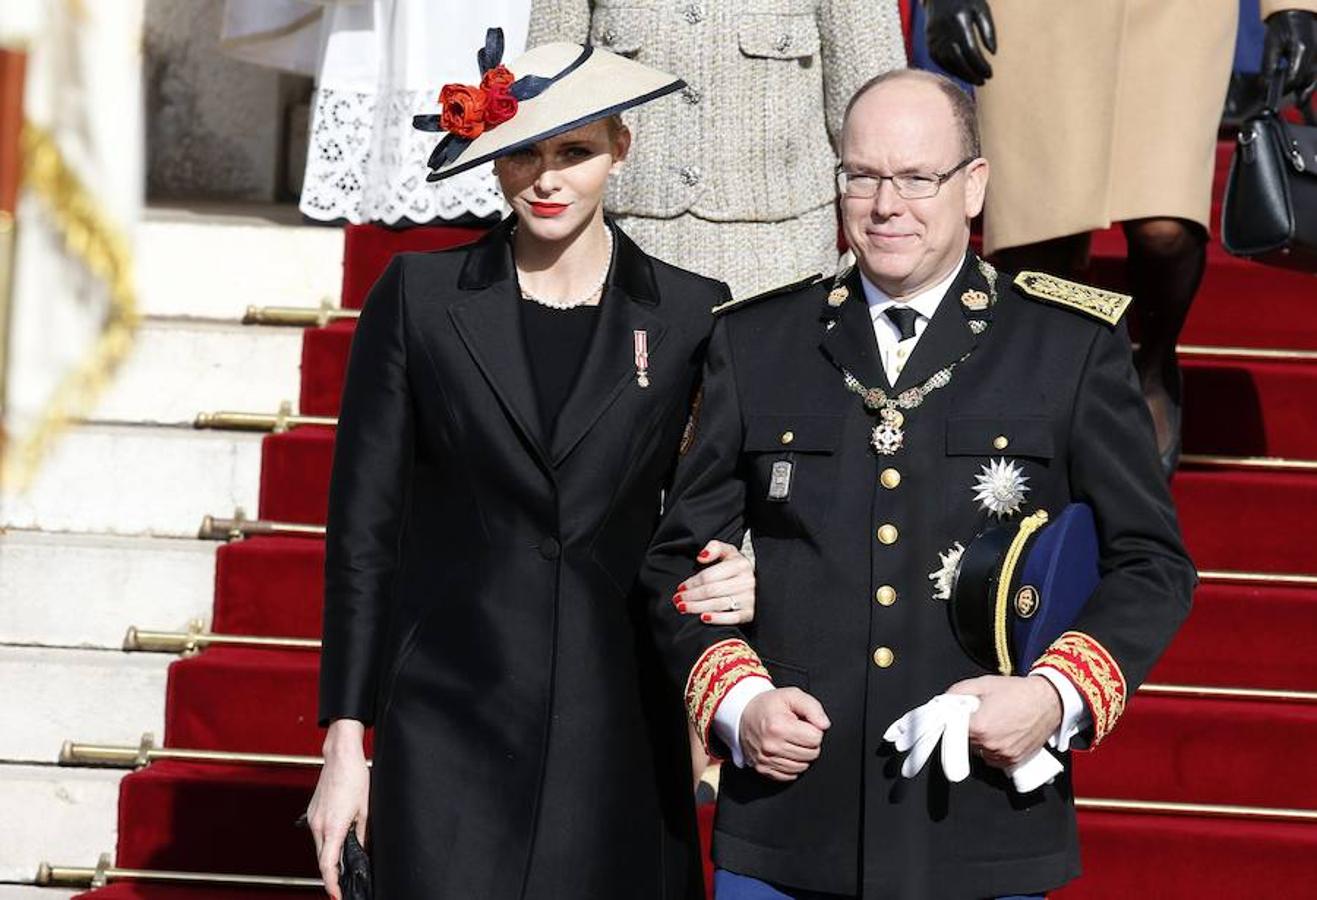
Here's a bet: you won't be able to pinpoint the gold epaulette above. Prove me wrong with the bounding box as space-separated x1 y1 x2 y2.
1013 271 1131 327
711 273 824 316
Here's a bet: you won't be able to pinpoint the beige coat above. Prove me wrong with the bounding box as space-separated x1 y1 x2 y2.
527 0 906 223
977 0 1317 255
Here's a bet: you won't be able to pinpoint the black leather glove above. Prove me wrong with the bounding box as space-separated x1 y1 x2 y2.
1262 9 1317 95
925 0 997 86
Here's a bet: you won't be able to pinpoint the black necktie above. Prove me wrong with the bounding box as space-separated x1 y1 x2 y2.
885 306 920 341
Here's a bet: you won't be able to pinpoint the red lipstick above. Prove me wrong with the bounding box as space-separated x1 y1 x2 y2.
529 202 569 217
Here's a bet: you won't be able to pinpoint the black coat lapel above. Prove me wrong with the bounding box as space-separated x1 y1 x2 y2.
448 221 551 467
550 224 666 466
819 267 887 389
892 252 985 392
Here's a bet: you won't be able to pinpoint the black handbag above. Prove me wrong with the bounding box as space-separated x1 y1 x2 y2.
338 829 372 900
1221 68 1317 270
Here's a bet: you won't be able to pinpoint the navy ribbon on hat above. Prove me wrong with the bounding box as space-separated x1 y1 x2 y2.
413 27 595 171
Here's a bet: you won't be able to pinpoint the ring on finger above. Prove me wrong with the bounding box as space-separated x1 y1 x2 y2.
726 597 740 611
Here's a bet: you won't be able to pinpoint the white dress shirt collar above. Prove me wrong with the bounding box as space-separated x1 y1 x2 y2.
858 261 964 324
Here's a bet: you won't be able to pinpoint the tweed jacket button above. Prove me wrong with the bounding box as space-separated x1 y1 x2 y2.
875 585 897 606
600 27 617 46
873 646 895 668
877 523 899 545
679 165 702 186
880 467 901 489
539 537 561 560
681 84 702 105
681 4 704 24
774 33 793 52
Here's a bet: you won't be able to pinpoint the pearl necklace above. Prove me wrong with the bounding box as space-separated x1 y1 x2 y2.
516 226 614 310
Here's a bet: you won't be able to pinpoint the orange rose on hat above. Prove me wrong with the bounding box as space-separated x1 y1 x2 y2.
439 83 487 140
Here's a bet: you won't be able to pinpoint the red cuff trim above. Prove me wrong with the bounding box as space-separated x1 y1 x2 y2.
685 639 769 755
1031 630 1127 747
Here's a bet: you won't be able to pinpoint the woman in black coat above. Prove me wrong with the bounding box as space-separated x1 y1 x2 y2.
304 32 755 900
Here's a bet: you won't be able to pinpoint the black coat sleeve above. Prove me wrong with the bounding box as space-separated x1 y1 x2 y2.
1031 319 1198 747
638 317 770 756
318 257 415 727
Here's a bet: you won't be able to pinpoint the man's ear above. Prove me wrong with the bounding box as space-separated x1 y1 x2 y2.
964 157 989 220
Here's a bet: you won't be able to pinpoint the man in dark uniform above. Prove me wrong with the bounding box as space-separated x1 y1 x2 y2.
637 69 1197 899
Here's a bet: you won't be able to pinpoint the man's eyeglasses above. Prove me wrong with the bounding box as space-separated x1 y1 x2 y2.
835 157 976 201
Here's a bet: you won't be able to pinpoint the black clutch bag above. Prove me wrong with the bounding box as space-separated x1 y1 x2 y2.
339 829 372 900
1221 68 1317 270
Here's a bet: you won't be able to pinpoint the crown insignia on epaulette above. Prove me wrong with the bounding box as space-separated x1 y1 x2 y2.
1013 271 1131 326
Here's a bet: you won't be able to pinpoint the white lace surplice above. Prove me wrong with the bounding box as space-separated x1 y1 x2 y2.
224 0 530 224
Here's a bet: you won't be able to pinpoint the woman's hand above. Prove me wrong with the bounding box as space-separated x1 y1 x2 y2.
306 719 370 899
672 539 756 625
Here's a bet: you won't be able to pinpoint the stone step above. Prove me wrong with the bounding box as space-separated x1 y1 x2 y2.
0 531 216 650
0 647 170 764
0 886 77 898
90 319 302 425
0 425 261 537
139 204 343 320
0 764 122 884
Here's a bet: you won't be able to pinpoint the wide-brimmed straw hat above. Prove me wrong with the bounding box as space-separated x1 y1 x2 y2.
414 28 684 181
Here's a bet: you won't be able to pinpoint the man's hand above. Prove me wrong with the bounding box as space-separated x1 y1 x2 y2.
947 674 1062 769
925 0 997 86
738 687 830 782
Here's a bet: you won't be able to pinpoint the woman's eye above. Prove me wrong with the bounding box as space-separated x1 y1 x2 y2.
563 146 593 160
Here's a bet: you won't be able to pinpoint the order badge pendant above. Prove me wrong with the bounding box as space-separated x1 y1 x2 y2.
871 422 904 455
870 406 905 455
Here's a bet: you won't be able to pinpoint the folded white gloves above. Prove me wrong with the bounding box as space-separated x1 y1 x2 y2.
883 693 1065 793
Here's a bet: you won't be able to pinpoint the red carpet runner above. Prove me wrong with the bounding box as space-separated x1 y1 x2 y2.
77 145 1317 897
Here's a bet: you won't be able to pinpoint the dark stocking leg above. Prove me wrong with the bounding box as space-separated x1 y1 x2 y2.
1122 217 1208 461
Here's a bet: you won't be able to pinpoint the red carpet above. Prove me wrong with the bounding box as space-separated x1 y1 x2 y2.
77 139 1317 897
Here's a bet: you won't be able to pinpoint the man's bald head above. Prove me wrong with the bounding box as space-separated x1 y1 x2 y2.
842 69 980 160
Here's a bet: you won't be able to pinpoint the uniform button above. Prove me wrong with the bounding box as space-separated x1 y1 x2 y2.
880 467 901 489
877 523 899 545
993 435 1009 450
873 646 895 668
780 430 795 445
875 585 897 606
679 165 702 186
539 537 561 560
681 84 702 105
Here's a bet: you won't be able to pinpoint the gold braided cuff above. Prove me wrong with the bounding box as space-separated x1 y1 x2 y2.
1032 630 1128 747
685 638 770 756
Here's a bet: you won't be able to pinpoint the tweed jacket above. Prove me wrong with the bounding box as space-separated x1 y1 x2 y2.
527 0 906 222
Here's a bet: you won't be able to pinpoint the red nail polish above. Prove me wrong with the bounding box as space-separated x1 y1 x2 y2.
678 602 688 613
700 613 711 622
698 550 710 560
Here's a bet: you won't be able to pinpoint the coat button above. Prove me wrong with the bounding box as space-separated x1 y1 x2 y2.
877 523 899 545
599 27 617 46
774 33 793 52
875 585 897 606
679 165 702 186
873 646 895 668
780 430 795 445
681 3 704 24
539 537 561 560
880 468 901 489
993 435 1009 450
681 84 702 105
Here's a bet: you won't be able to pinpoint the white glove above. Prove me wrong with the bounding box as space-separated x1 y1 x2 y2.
883 693 1065 792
